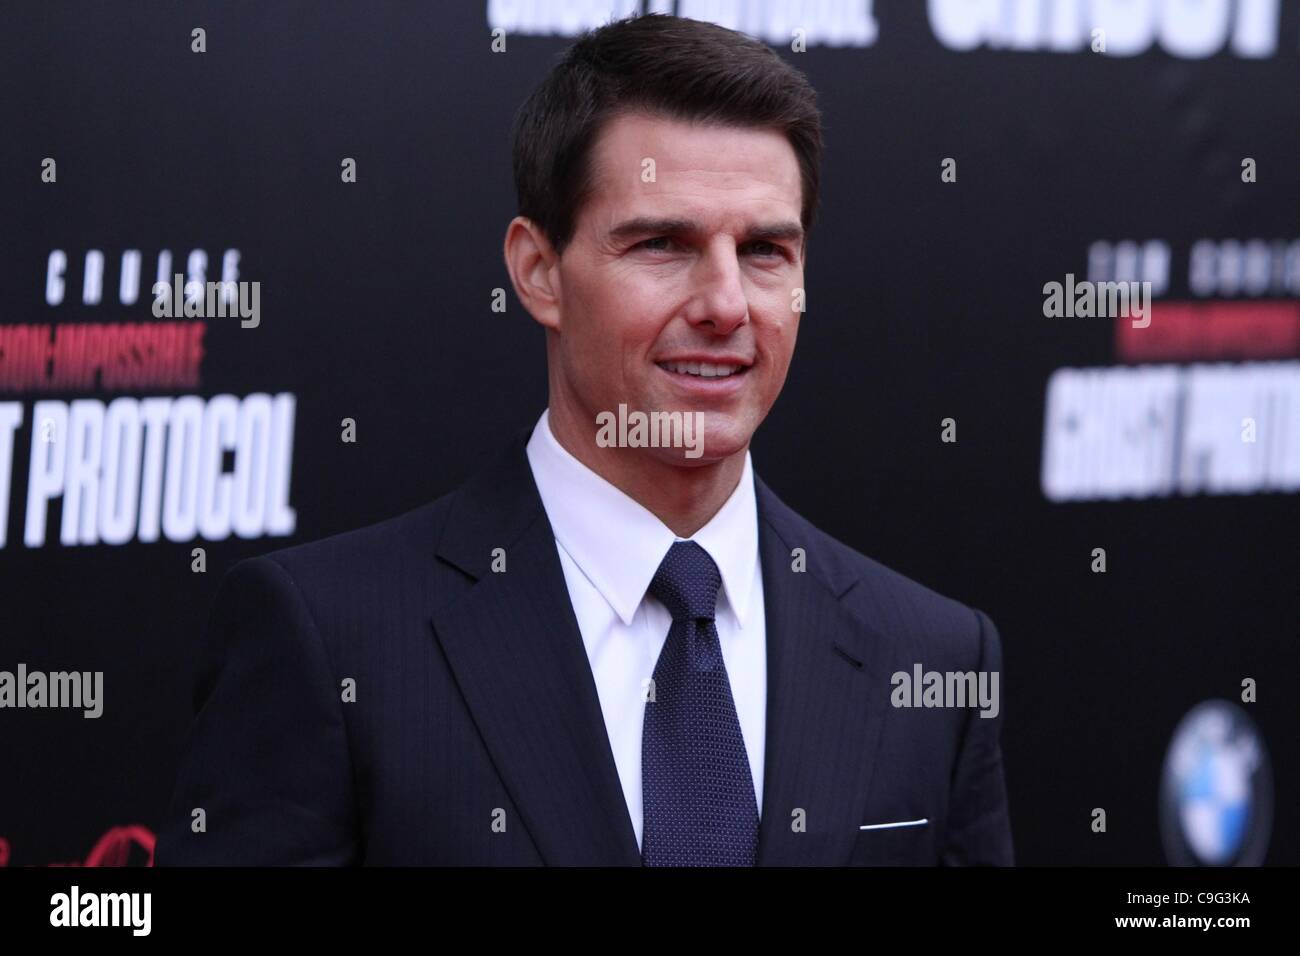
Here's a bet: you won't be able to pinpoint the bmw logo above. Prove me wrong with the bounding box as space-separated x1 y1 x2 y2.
1159 699 1273 866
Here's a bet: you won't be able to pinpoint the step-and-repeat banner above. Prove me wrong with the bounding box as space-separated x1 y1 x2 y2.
3 1 1296 866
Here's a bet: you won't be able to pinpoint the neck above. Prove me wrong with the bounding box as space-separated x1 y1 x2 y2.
546 404 745 538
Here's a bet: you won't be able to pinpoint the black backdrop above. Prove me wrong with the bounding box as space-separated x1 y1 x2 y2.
2 0 1296 866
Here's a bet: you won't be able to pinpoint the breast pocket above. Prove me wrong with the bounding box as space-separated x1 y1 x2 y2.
848 820 936 866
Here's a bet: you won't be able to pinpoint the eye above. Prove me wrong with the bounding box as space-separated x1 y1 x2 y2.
746 241 785 259
636 236 675 252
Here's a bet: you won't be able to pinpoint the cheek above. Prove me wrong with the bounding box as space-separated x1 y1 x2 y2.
785 313 801 357
566 307 658 394
759 309 799 367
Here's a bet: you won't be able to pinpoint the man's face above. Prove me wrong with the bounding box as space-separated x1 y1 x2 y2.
549 111 805 465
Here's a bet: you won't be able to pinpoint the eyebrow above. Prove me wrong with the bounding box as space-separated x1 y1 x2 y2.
607 216 804 246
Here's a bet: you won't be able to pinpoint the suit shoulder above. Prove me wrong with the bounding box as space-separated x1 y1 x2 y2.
767 491 992 659
233 491 457 598
824 525 995 667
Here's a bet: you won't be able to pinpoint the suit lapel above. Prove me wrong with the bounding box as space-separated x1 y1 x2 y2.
428 434 899 867
429 434 642 865
754 477 900 865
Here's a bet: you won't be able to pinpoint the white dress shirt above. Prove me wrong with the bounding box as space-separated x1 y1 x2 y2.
525 409 767 850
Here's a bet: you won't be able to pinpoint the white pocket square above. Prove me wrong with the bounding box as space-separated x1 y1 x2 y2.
858 818 929 831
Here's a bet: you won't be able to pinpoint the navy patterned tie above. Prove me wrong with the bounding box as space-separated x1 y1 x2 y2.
641 540 759 866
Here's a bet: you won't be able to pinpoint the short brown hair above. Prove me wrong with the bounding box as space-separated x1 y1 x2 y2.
510 13 824 258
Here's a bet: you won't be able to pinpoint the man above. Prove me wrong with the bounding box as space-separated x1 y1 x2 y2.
156 13 1013 866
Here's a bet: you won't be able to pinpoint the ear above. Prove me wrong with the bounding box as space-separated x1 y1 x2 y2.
503 216 562 331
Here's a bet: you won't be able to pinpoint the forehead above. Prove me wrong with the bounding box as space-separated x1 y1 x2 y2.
581 111 803 231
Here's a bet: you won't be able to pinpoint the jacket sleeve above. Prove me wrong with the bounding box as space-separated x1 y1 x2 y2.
940 607 1015 865
154 556 360 865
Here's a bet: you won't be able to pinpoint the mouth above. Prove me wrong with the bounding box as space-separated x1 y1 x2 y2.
654 359 751 380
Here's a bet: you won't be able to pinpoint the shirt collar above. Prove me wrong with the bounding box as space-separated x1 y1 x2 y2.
525 409 759 628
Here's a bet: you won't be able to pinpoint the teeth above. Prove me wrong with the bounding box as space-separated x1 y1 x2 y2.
659 360 744 378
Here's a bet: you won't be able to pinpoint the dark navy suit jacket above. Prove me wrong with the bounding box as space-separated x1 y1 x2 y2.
156 430 1014 865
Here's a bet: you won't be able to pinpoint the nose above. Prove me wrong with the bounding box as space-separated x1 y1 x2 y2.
683 241 750 336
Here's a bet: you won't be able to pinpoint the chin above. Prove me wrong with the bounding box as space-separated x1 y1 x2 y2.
684 418 753 465
644 446 739 468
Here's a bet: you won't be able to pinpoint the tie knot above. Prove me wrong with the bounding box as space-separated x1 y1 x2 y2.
649 541 721 622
